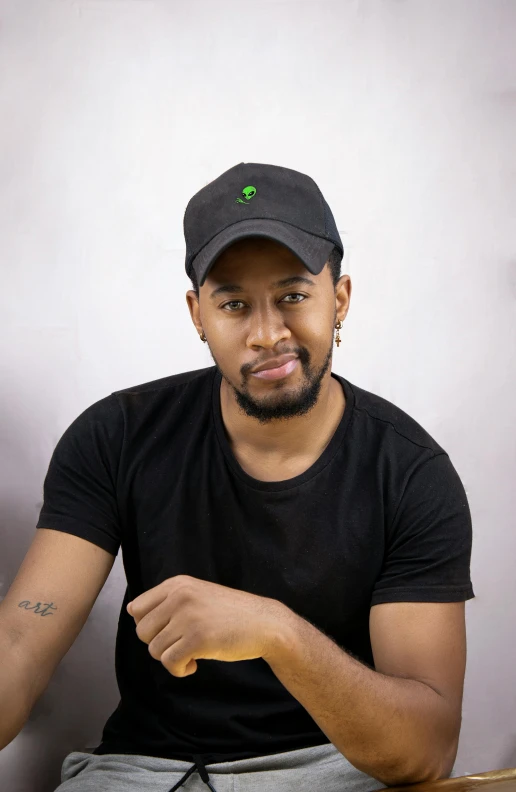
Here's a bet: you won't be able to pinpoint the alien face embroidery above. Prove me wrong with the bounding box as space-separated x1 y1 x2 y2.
235 185 257 204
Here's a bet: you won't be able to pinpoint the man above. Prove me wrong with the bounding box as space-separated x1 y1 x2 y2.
0 163 474 792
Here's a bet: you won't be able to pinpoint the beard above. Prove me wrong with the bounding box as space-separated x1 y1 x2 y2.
207 334 334 425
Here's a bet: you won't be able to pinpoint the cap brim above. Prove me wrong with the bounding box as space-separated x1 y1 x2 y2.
191 219 336 287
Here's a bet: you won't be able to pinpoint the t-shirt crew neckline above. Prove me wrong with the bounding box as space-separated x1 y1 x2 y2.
211 367 355 492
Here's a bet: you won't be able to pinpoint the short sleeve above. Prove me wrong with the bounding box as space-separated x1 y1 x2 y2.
36 394 124 556
371 452 474 605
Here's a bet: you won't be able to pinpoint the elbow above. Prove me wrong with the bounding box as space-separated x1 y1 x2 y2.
350 756 435 787
372 765 443 788
368 743 459 787
433 740 460 782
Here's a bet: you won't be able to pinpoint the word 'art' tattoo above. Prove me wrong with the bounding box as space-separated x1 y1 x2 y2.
18 601 57 617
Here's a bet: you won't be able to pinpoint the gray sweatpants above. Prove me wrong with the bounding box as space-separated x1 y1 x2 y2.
54 742 389 792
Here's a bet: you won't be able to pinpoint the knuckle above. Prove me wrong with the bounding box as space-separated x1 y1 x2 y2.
135 622 148 642
174 577 195 602
161 650 182 676
172 574 192 587
148 639 162 660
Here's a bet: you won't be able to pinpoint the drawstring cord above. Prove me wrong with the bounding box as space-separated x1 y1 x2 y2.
167 754 218 792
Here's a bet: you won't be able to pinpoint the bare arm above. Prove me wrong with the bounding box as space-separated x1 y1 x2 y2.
0 528 116 750
264 600 466 786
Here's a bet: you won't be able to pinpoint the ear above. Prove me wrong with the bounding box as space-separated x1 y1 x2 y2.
335 274 351 322
185 290 203 337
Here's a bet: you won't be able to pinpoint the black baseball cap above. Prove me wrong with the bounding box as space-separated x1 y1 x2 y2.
184 162 343 287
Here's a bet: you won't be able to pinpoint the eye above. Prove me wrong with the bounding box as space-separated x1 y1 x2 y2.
221 293 307 311
282 293 306 303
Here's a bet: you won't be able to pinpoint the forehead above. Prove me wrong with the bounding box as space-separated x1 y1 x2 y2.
204 238 322 299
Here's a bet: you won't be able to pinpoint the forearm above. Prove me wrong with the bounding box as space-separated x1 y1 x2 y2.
0 627 39 751
263 606 459 786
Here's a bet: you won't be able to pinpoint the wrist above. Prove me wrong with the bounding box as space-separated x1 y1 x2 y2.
261 600 303 667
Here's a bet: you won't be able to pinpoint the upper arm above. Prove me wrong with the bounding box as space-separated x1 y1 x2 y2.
367 453 473 776
369 600 466 767
0 528 116 698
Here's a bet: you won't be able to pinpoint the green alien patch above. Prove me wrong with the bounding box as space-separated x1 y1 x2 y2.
235 185 257 204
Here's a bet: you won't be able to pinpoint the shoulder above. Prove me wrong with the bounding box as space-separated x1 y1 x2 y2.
342 376 447 458
112 365 216 399
56 367 215 446
108 366 217 435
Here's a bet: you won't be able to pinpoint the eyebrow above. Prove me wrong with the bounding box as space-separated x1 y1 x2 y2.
209 275 317 300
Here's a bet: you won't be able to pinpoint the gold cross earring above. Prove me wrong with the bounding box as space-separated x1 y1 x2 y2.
335 320 342 347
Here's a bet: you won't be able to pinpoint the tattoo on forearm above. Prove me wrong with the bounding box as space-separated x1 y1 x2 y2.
18 601 57 617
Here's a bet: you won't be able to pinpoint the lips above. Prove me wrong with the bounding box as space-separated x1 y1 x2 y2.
251 354 297 373
250 358 299 381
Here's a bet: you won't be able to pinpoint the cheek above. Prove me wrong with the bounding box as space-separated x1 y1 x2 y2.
294 312 332 338
209 327 236 354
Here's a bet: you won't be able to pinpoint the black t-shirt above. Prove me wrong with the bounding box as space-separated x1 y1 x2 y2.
36 366 474 764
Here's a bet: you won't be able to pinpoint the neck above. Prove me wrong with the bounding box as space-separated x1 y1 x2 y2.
219 372 345 460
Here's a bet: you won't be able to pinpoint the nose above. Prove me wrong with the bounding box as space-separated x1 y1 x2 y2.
245 304 292 349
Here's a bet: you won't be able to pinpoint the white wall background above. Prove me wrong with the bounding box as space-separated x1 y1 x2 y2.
0 1 515 789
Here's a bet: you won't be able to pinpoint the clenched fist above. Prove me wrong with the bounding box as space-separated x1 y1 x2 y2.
127 574 293 678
